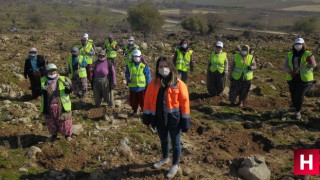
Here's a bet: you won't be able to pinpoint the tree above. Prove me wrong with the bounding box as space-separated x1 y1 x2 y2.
293 16 317 33
127 2 165 39
181 15 208 35
206 13 223 33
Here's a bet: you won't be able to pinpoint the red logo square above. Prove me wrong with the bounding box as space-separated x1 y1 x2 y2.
294 149 320 175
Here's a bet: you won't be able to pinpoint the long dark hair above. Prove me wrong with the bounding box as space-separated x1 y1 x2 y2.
292 43 307 55
154 56 178 86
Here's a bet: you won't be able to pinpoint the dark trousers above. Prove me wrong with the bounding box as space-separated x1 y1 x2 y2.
178 70 188 83
129 90 145 112
156 123 182 166
207 71 226 96
229 78 251 103
287 76 311 112
28 71 42 98
86 64 93 83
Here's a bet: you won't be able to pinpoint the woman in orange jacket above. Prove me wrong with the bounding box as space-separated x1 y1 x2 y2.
143 56 190 179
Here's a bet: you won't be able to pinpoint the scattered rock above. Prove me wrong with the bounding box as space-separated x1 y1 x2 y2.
270 85 276 90
250 84 257 91
119 137 135 160
262 62 274 69
14 73 25 81
9 91 17 98
72 124 84 136
118 110 128 119
238 155 271 180
114 100 122 107
222 87 229 96
2 114 12 121
19 167 28 172
3 100 11 104
26 146 42 158
122 80 127 85
201 80 206 85
183 167 193 176
18 117 31 124
153 41 164 50
140 42 148 50
22 102 37 111
306 83 320 97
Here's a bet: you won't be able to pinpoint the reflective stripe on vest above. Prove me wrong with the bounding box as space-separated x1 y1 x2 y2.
128 62 146 87
80 40 94 64
176 49 193 72
125 45 140 65
68 55 87 78
209 52 227 73
105 41 117 58
231 54 254 80
40 76 72 113
285 51 313 82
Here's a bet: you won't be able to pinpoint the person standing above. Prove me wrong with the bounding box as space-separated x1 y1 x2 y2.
92 50 116 107
24 47 47 99
173 39 194 83
67 47 88 98
207 41 228 96
284 38 317 120
229 44 257 107
105 34 119 66
123 36 140 65
80 33 95 84
125 50 151 115
40 64 73 142
143 56 190 179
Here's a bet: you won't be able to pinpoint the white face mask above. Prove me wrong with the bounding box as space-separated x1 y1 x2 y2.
241 51 248 56
129 41 134 45
159 67 170 77
47 74 57 79
294 44 303 51
133 57 140 62
181 44 187 49
29 53 36 57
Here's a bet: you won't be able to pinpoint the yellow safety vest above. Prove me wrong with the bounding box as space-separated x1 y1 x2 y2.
105 41 118 58
176 49 193 72
125 44 140 65
80 39 94 64
285 51 313 82
128 62 146 88
40 76 72 113
232 54 254 80
209 52 227 73
68 55 87 78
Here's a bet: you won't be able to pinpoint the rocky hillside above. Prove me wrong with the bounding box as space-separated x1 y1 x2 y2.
0 30 320 179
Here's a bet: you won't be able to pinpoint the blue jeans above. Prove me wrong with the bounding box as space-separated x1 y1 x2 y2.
156 123 182 166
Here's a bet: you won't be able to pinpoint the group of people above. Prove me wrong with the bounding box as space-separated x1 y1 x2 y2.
23 34 316 178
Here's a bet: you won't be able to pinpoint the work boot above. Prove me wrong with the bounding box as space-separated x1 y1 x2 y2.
153 158 170 169
295 111 302 120
167 165 180 179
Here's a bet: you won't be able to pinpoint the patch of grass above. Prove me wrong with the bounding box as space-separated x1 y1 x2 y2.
59 141 68 156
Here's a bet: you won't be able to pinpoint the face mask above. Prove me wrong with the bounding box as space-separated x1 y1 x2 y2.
29 53 36 57
294 44 303 51
129 41 134 45
98 56 105 61
159 67 170 77
181 44 187 49
133 57 140 62
47 74 57 79
241 51 248 56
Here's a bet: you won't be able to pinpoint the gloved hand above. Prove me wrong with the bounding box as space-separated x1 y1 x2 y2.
42 86 47 90
307 56 313 65
290 72 296 78
64 81 70 87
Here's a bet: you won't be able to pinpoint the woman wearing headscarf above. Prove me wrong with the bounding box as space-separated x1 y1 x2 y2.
284 38 317 120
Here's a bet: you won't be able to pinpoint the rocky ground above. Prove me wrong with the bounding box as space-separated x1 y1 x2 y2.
0 30 320 179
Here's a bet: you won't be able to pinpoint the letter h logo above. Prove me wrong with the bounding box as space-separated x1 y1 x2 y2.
294 149 320 175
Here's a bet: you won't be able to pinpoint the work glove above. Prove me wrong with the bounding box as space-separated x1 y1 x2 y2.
64 81 70 87
290 72 296 78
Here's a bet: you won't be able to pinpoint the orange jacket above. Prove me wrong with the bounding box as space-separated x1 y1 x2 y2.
143 78 190 130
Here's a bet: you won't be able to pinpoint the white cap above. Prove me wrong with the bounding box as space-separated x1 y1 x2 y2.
128 36 134 41
132 50 141 57
46 63 58 71
295 38 305 44
216 41 223 48
83 33 89 40
29 47 37 52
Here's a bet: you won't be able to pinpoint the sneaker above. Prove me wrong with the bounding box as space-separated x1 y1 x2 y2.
295 112 302 120
45 135 57 142
167 165 180 179
153 158 170 169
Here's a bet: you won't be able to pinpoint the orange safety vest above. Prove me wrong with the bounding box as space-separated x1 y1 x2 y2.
143 78 190 125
